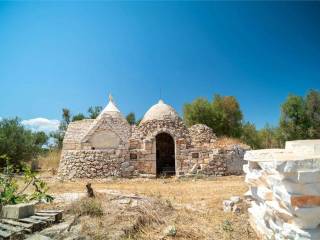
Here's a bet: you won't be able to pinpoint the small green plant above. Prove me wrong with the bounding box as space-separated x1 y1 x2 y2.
30 179 54 203
222 220 233 232
222 220 234 239
0 155 54 205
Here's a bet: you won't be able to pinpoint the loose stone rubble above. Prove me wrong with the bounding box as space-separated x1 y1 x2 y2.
58 95 249 179
244 140 320 240
223 196 242 213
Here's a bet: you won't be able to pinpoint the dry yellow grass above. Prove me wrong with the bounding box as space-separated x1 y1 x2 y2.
46 176 257 240
37 149 61 172
38 142 255 239
212 137 248 149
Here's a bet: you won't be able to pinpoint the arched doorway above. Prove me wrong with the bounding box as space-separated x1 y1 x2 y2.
156 132 175 176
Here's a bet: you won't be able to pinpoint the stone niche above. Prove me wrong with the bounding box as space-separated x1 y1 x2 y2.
89 130 120 149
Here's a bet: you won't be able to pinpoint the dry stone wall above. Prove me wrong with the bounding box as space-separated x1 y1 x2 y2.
58 149 134 179
188 124 217 144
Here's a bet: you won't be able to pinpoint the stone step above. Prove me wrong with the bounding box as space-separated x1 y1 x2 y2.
1 219 33 232
30 216 54 224
35 212 63 223
20 218 47 231
0 229 12 239
0 209 63 239
0 222 25 233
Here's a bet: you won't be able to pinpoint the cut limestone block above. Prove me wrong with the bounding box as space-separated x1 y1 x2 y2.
247 186 273 201
244 139 320 239
267 175 320 196
1 203 35 219
281 223 320 240
298 169 320 184
285 140 320 155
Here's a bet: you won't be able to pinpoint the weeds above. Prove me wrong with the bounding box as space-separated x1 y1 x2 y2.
69 197 103 217
222 220 234 239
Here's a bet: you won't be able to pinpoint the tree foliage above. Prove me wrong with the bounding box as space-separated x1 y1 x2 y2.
50 108 71 148
240 122 261 149
211 95 243 137
88 106 102 119
183 95 243 137
258 124 284 148
183 98 214 128
280 95 309 140
72 113 86 122
0 118 48 167
280 90 320 141
305 90 320 138
126 112 136 125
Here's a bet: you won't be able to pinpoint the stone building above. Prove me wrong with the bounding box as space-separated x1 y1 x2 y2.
58 95 249 179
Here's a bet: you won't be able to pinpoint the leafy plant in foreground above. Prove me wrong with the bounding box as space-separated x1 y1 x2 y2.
0 155 54 205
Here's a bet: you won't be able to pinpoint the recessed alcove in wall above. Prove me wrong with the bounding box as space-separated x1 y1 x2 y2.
90 131 120 149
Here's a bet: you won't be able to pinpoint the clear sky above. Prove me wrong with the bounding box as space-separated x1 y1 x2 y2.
0 1 319 131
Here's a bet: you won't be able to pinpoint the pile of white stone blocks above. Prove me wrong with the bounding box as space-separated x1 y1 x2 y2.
244 140 320 240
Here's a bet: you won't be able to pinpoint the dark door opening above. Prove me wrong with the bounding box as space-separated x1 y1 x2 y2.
156 133 175 176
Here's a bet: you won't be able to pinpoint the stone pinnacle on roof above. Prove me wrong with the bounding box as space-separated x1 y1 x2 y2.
109 93 113 103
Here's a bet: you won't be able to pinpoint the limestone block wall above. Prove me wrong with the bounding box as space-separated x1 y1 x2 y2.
181 144 248 176
58 149 133 179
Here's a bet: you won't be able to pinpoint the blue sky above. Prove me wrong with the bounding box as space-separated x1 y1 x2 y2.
0 2 319 131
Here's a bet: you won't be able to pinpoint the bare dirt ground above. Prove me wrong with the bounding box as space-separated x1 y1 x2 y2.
37 176 257 240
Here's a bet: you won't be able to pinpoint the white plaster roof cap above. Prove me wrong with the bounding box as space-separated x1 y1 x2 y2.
141 99 179 123
99 94 122 118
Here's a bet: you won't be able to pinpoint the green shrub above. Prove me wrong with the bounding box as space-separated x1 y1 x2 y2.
0 118 48 168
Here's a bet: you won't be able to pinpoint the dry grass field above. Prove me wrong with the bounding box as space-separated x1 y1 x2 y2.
34 150 257 239
37 149 61 170
41 176 257 240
